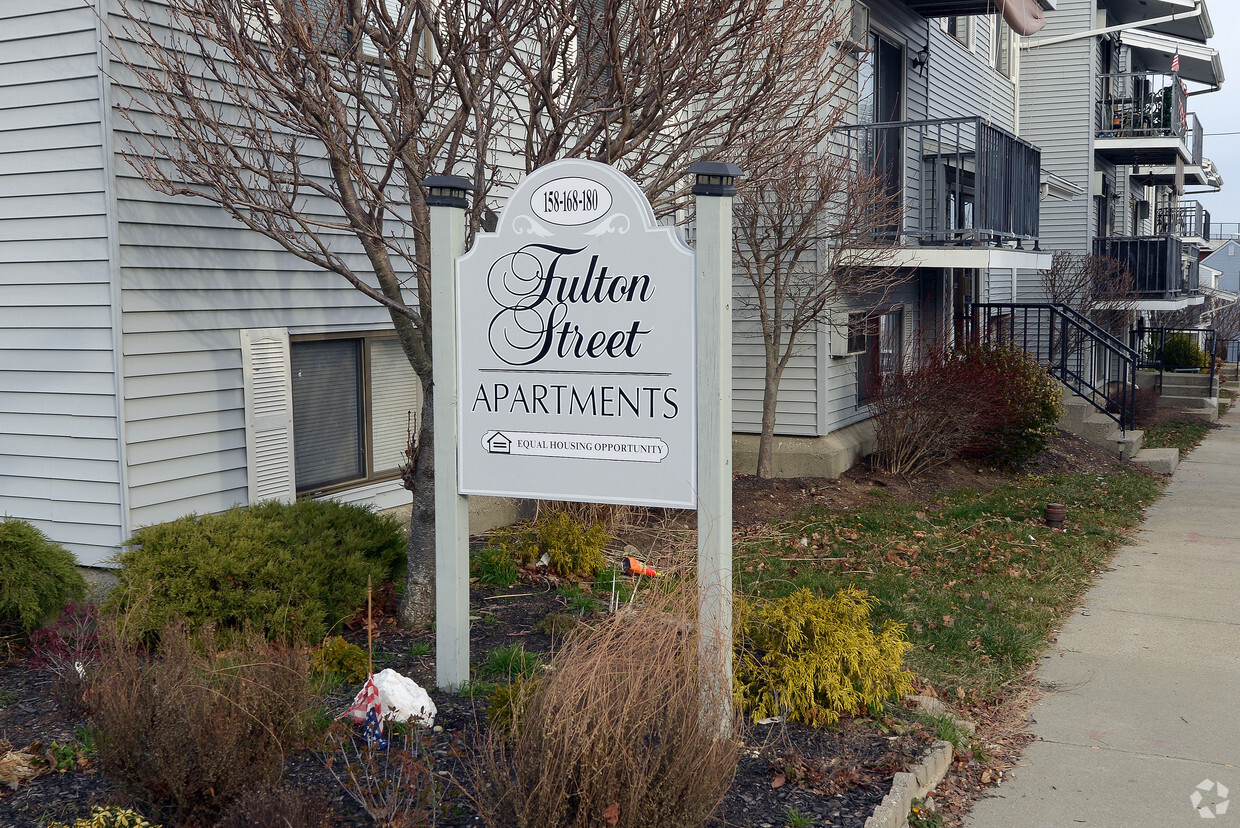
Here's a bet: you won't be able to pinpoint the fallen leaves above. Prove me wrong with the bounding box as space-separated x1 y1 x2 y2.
0 740 49 790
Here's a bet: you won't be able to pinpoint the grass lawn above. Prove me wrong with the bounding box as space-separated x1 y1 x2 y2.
1141 419 1213 454
736 469 1162 701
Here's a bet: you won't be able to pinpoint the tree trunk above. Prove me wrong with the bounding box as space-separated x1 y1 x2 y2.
756 360 785 479
400 378 437 629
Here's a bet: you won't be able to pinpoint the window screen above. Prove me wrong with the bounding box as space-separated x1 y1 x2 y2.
291 339 364 490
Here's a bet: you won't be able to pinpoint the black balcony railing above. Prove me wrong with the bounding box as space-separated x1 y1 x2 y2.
836 116 1040 247
1155 201 1211 241
1098 72 1188 140
1093 236 1200 298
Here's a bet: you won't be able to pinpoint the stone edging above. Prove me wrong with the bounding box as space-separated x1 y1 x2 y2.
863 696 966 828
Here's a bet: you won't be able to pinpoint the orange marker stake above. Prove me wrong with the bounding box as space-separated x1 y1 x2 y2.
622 556 660 577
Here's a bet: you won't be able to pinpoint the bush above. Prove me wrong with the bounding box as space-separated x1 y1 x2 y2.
213 784 332 828
1149 333 1208 371
47 806 160 828
871 345 1002 476
29 602 100 712
90 621 310 825
317 722 454 827
309 636 369 684
470 586 739 828
0 518 87 634
734 587 914 727
490 510 608 579
959 343 1063 467
107 500 405 644
871 343 1063 473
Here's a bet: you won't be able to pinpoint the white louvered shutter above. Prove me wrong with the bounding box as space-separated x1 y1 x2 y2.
240 328 297 503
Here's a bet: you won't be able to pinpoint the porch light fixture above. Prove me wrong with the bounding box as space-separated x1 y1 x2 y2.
420 175 474 209
687 161 745 197
911 45 929 75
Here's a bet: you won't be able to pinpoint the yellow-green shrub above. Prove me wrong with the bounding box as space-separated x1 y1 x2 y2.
734 587 914 727
48 806 160 828
309 636 369 683
492 510 607 578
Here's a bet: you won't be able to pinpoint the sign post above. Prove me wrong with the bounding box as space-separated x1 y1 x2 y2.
424 175 473 691
688 161 743 735
432 159 740 722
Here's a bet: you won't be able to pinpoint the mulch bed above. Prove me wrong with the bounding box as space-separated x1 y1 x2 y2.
0 431 1131 828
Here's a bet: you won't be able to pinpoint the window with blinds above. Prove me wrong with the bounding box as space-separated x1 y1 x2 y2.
290 334 421 494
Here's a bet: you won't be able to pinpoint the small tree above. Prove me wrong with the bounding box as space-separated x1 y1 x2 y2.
1040 250 1137 334
728 16 904 478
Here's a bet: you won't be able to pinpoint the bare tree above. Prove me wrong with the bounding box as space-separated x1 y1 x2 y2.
726 21 903 478
1039 250 1137 335
108 0 522 628
107 0 865 624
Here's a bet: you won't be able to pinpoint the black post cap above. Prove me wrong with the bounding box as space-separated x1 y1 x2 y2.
687 161 745 197
421 175 475 209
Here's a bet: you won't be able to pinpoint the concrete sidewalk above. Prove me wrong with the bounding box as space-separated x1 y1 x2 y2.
967 406 1240 827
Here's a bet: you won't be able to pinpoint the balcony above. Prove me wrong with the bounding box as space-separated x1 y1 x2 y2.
1093 235 1200 300
836 117 1041 248
1096 72 1202 170
1154 201 1211 245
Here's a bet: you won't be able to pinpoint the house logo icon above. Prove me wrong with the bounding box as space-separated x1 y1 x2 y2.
483 432 511 454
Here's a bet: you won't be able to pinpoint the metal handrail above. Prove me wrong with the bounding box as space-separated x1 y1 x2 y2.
1130 326 1219 395
970 303 1140 432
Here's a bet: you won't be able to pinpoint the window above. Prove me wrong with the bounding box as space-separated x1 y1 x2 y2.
944 16 970 48
991 15 1012 78
290 333 422 494
857 307 903 405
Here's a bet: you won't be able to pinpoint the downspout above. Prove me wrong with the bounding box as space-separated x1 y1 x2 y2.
94 0 133 554
1021 1 1203 50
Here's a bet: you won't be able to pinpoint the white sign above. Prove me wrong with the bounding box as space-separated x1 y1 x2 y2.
456 159 696 508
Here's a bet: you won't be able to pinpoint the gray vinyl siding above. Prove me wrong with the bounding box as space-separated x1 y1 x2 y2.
1015 268 1044 301
732 321 818 437
0 1 125 565
1020 0 1097 255
101 4 418 529
984 268 1014 303
926 16 1016 130
827 278 920 431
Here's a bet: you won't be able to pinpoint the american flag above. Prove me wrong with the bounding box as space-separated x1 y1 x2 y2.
1172 50 1181 74
343 674 389 749
363 707 389 750
343 674 381 723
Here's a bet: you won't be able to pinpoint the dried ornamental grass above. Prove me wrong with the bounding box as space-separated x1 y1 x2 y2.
470 584 740 828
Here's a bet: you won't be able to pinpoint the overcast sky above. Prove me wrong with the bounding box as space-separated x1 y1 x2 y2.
1185 2 1238 233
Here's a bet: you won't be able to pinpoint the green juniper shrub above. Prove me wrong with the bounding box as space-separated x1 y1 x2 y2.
107 500 404 645
959 343 1064 468
490 510 608 579
734 587 914 727
0 517 87 633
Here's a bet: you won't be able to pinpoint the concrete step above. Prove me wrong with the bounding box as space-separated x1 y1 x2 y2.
1117 429 1144 460
1158 373 1219 396
1132 447 1179 474
1155 396 1220 422
1057 392 1136 460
